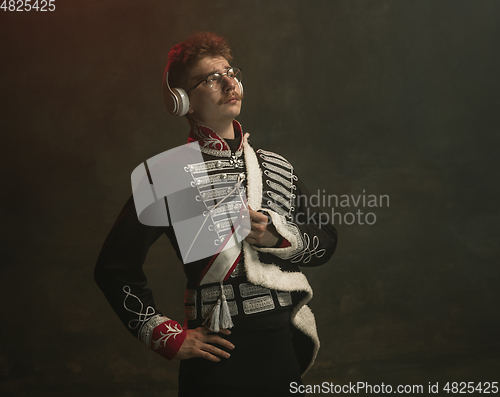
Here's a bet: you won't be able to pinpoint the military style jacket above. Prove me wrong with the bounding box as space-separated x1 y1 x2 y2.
95 120 337 375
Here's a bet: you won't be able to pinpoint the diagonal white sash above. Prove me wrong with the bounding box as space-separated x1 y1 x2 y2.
198 223 243 285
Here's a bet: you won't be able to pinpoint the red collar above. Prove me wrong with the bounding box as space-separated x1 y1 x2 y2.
187 120 244 158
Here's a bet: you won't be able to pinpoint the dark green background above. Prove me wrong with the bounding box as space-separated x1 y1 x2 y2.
1 0 499 396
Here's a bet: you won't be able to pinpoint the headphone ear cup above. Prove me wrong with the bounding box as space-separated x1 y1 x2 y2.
171 87 189 117
163 85 189 117
162 69 190 117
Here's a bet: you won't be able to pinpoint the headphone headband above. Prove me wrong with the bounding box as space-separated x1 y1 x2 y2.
162 69 190 117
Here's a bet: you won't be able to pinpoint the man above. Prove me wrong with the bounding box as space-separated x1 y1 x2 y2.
95 32 337 396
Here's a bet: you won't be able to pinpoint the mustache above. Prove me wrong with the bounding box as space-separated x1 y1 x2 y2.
217 90 244 105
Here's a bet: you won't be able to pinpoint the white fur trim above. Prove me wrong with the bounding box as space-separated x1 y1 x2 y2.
243 242 312 296
291 305 320 375
244 142 301 258
243 140 263 211
243 241 319 375
255 210 303 260
242 142 320 374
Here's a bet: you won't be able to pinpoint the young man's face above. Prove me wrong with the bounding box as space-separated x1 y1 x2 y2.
186 56 242 128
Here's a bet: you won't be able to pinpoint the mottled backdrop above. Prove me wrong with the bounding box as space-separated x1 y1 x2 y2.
1 0 499 396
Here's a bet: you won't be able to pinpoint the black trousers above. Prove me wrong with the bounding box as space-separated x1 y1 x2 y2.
178 322 304 397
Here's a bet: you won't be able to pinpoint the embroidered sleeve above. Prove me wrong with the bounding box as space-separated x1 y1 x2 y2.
140 315 187 360
254 150 337 266
94 195 183 353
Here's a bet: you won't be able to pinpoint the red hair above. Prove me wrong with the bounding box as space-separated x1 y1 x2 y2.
166 32 233 90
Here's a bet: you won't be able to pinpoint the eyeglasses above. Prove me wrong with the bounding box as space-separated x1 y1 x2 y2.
187 67 242 92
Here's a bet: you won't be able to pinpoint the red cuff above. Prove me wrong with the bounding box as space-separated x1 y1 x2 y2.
150 319 187 360
277 238 291 248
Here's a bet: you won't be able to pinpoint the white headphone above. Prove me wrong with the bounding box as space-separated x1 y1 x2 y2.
162 68 190 117
162 67 243 117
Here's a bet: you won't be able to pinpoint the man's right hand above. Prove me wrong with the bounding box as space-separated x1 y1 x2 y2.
173 326 234 362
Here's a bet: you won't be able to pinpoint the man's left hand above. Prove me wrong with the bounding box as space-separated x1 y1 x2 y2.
243 207 280 247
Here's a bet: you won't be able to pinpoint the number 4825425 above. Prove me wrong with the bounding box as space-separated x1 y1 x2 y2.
1 0 56 12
